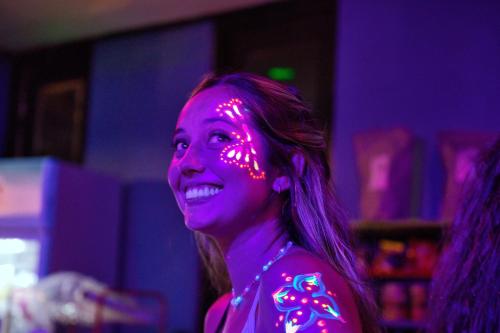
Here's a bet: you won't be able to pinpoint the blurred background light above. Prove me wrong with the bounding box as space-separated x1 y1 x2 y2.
0 238 26 254
267 67 296 81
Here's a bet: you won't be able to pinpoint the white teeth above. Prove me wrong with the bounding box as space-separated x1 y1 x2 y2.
185 186 222 200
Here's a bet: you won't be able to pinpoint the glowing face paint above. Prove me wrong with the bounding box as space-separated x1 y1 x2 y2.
272 273 346 332
215 98 266 180
285 321 301 333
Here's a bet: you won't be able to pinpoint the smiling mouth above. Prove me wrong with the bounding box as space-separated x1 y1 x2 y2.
184 185 223 204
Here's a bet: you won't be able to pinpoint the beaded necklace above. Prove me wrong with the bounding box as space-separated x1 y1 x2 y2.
230 241 294 307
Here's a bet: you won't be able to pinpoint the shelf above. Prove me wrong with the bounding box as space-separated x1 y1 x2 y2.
351 219 446 238
351 219 446 231
353 220 438 332
369 272 433 281
380 319 426 330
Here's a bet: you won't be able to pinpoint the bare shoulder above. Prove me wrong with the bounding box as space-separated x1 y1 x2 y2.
204 293 231 333
258 247 363 333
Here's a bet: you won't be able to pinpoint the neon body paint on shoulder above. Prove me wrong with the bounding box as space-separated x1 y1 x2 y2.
215 98 265 180
273 273 345 333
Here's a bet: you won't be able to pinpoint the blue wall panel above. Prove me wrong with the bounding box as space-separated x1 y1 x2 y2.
86 21 214 180
85 21 214 332
123 182 199 333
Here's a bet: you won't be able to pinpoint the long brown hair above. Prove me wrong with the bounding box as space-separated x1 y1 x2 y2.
428 137 500 333
190 73 379 333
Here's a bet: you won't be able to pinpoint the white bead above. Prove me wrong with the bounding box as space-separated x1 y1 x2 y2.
230 242 293 308
231 296 242 307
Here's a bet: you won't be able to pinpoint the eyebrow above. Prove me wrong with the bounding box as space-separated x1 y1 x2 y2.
173 117 238 136
204 117 239 126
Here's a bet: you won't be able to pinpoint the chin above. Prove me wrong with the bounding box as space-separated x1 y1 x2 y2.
184 217 238 242
184 216 217 233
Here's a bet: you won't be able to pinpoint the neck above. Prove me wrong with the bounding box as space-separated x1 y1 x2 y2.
218 217 288 297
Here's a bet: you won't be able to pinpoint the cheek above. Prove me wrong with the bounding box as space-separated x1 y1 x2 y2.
218 141 267 180
167 160 179 189
215 150 266 185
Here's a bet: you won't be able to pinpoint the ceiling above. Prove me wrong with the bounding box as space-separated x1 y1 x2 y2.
0 0 277 53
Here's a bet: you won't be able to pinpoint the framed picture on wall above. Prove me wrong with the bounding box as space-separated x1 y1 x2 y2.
33 79 86 162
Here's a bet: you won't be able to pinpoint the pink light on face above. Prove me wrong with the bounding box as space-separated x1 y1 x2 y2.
286 276 292 282
318 320 326 327
216 98 265 180
290 296 296 301
301 298 308 304
279 315 284 322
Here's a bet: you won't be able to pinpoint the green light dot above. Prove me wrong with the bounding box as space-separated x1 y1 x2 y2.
267 67 296 81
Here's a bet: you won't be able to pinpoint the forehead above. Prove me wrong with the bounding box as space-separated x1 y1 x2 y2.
177 85 244 126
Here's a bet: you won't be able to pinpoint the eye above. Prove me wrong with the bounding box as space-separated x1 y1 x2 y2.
208 131 232 144
171 139 188 153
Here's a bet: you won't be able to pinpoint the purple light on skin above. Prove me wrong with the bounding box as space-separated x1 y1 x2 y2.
215 98 266 180
272 273 346 332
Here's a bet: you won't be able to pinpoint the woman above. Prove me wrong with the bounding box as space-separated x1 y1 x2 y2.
167 73 378 333
428 137 500 333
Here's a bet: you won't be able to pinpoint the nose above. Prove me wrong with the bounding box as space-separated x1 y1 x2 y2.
179 143 206 177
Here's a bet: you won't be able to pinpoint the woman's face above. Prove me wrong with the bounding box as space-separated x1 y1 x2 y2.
167 85 278 239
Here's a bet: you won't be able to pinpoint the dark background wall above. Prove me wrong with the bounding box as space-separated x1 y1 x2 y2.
0 55 10 156
333 0 500 220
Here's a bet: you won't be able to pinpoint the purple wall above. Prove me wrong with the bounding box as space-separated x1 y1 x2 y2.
0 56 10 156
333 0 500 219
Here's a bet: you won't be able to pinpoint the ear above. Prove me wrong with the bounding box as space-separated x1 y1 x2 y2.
272 175 290 193
272 151 305 193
